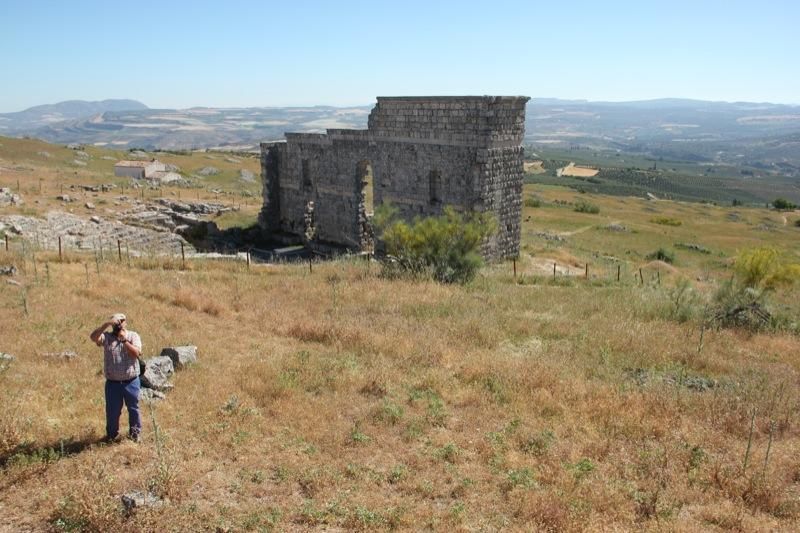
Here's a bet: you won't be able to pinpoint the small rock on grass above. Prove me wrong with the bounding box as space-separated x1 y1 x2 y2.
160 346 197 370
121 491 165 512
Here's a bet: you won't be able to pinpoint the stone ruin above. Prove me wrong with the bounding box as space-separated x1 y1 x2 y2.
259 96 530 259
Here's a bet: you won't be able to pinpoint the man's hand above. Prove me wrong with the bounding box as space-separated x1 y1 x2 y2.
89 321 113 346
117 327 128 341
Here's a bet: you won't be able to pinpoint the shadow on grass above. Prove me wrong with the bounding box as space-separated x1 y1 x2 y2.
0 433 102 469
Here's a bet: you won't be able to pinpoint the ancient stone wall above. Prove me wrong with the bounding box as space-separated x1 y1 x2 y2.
260 96 530 259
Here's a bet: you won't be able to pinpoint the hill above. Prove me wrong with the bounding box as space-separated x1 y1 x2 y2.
0 99 148 132
1 139 800 530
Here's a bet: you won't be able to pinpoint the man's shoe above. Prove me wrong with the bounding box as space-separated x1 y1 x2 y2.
101 434 120 444
128 433 140 443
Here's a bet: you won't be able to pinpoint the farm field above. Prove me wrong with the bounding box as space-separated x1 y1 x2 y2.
526 146 800 205
1 142 800 530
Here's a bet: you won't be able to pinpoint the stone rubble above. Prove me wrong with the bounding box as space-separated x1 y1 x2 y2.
139 345 198 402
0 187 23 206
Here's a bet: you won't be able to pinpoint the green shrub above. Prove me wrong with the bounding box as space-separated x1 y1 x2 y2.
772 198 797 210
646 248 675 264
374 204 496 284
524 196 542 208
794 219 800 228
734 247 800 291
650 217 682 226
573 201 600 214
711 247 800 331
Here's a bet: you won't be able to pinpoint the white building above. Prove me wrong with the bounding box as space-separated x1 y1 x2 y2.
114 159 166 179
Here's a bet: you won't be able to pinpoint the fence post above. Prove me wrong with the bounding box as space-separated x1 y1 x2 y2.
617 264 621 282
639 268 644 286
513 258 517 279
246 249 251 270
118 239 122 261
309 256 313 274
58 236 62 262
553 262 556 279
585 263 588 279
84 263 89 287
657 271 661 285
4 234 8 252
180 241 186 269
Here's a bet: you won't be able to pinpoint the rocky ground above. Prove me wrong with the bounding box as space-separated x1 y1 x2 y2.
0 191 239 256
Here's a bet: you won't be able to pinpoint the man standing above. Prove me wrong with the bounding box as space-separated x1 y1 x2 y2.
90 313 143 442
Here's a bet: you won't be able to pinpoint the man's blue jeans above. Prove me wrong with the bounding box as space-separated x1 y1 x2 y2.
105 377 141 439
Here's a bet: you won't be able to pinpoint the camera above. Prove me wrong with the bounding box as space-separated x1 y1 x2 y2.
112 323 122 334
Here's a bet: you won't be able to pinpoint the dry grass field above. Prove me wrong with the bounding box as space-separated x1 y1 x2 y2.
1 142 800 531
558 164 599 178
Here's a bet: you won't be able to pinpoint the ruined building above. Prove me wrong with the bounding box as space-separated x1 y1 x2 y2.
259 96 530 258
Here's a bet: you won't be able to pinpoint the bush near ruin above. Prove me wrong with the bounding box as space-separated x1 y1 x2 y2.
374 204 496 284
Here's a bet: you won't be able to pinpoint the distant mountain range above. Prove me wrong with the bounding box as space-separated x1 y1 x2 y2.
1 98 799 175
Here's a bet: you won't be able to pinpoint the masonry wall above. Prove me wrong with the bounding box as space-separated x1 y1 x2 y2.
260 96 530 259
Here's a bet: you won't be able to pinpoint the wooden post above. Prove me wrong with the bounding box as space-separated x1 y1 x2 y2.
39 179 42 194
16 179 20 192
46 262 50 284
180 241 186 269
246 249 251 270
513 258 517 279
126 244 131 268
657 270 661 285
309 256 313 274
84 262 89 287
117 239 122 261
585 263 588 279
553 262 557 278
4 234 8 252
617 264 621 282
639 268 644 286
58 236 62 262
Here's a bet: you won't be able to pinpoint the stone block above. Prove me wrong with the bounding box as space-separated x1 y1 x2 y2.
160 345 198 370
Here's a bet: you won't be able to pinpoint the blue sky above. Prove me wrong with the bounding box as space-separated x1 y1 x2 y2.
1 0 798 112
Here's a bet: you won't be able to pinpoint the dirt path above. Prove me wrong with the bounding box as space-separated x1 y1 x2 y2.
558 220 621 237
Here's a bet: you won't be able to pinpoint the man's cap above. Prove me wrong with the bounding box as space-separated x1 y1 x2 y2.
110 313 127 323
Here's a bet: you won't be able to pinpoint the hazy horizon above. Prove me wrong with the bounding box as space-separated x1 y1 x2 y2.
4 95 800 115
1 0 799 113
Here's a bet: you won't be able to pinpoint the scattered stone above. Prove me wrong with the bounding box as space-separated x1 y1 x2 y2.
90 215 102 223
225 156 241 164
73 159 87 167
6 279 21 286
36 151 52 159
56 194 73 203
121 491 165 512
0 187 23 206
534 231 566 242
140 388 166 402
85 202 96 210
101 155 116 161
0 352 15 363
675 242 711 254
197 166 220 176
605 223 628 232
74 150 90 159
66 143 83 150
239 169 255 182
140 355 175 391
0 265 17 276
160 346 197 370
40 350 78 359
165 163 181 172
